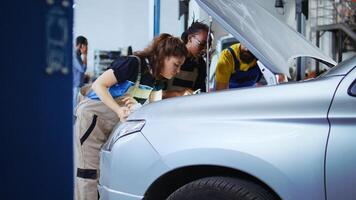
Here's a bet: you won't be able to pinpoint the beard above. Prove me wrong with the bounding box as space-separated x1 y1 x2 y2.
240 50 256 63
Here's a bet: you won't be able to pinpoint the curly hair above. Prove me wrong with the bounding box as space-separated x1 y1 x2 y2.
135 33 188 79
181 21 210 44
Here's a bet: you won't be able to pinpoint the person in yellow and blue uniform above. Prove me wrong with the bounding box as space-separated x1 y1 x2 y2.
215 43 262 90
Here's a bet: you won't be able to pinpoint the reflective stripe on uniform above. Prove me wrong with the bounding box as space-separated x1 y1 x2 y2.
77 168 97 179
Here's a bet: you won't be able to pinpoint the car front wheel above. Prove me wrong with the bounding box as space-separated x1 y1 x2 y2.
167 176 278 200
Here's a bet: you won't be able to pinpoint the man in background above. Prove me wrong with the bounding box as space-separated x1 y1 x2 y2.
215 43 262 90
73 36 88 108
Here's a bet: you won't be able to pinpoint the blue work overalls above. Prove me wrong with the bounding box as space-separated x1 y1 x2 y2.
227 47 262 88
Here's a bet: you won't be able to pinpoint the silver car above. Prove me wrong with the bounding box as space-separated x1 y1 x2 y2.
98 0 356 199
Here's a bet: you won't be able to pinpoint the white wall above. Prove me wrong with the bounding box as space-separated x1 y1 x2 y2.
188 1 222 47
160 0 184 37
74 0 335 74
74 0 187 73
74 0 153 73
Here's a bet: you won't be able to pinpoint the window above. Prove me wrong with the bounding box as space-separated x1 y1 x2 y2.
348 79 356 97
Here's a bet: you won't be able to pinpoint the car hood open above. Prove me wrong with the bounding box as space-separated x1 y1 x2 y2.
196 0 336 76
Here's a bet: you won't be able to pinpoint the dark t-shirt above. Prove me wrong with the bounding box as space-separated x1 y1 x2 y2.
109 56 165 90
87 56 165 103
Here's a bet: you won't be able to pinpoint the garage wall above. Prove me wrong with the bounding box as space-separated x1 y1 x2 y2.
74 0 153 73
74 0 335 74
160 0 185 37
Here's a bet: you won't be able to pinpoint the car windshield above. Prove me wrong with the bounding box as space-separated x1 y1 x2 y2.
318 56 356 78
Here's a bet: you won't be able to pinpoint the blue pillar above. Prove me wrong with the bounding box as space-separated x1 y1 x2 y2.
154 0 160 36
0 0 73 199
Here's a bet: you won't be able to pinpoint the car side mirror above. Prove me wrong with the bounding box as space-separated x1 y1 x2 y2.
348 79 356 97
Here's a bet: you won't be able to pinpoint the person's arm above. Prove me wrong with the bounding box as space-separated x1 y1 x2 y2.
149 90 163 102
73 50 87 73
162 88 193 99
73 53 86 73
81 53 87 66
215 82 229 90
215 49 233 91
194 59 207 92
91 69 130 121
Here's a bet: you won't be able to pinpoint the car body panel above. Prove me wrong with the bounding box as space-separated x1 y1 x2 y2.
326 66 356 200
195 0 336 76
128 76 343 200
99 133 170 199
321 56 356 77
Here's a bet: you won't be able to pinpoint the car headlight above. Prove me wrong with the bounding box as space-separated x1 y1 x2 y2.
102 120 146 151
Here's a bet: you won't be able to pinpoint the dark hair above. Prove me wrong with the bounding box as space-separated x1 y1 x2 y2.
135 33 188 79
127 46 133 56
76 36 88 46
181 21 209 44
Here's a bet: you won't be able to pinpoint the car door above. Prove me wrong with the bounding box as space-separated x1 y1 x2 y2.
326 65 356 200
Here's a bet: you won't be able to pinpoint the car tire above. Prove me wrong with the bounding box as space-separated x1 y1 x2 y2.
166 176 278 200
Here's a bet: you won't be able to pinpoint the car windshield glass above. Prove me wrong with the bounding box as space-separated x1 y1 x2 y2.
349 79 356 96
